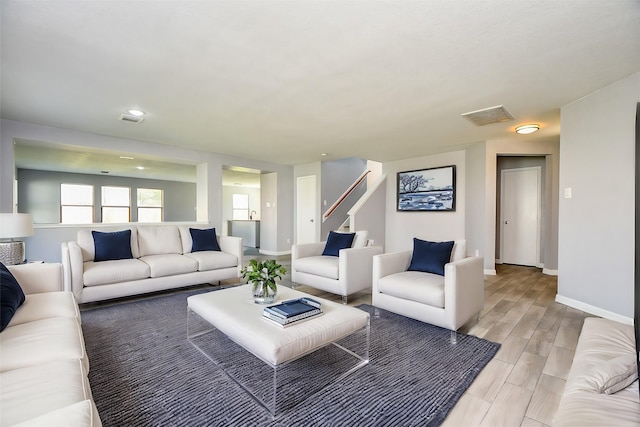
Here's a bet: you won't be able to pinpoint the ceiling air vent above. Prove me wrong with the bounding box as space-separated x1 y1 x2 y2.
461 105 514 126
119 114 144 124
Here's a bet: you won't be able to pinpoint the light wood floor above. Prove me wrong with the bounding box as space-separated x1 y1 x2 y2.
283 261 589 427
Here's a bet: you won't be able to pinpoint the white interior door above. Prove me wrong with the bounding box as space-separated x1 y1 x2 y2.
296 175 317 244
500 167 541 266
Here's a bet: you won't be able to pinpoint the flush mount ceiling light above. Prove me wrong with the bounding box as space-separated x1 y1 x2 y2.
127 109 145 117
515 124 540 134
136 166 145 170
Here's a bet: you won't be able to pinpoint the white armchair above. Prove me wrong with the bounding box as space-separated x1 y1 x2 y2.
372 240 484 331
292 230 383 304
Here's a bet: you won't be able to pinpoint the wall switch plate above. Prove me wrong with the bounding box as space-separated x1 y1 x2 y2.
564 188 572 199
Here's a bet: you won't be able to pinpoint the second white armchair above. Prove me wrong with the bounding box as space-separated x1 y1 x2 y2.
291 230 383 304
372 239 484 332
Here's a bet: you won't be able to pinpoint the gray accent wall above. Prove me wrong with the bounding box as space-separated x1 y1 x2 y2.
18 169 196 223
558 71 640 320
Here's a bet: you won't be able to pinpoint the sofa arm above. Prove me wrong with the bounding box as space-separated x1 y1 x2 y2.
444 256 484 330
339 245 384 294
218 235 243 276
373 251 412 280
292 242 325 261
61 241 85 298
7 263 63 294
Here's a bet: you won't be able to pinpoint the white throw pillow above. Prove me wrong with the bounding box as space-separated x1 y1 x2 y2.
593 354 638 394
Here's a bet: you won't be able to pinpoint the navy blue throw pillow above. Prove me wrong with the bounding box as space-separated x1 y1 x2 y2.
1 262 26 331
322 231 356 257
92 230 133 262
407 238 455 276
190 228 221 252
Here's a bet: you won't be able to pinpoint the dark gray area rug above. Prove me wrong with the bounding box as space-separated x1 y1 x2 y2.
82 289 500 426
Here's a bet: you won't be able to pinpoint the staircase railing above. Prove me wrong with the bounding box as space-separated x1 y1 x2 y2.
322 170 371 223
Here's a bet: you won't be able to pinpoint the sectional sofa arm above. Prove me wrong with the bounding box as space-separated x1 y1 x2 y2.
61 241 84 298
7 263 64 294
218 235 244 276
292 242 326 260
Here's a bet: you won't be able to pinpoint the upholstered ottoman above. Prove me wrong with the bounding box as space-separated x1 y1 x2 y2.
187 285 370 416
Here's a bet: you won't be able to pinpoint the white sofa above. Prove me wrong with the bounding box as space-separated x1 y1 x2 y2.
372 240 484 331
553 317 640 426
291 231 383 303
0 263 101 427
61 225 243 303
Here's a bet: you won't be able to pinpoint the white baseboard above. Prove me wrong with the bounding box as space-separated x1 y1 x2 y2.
257 249 292 256
495 259 502 264
555 295 633 325
542 268 558 276
484 269 497 275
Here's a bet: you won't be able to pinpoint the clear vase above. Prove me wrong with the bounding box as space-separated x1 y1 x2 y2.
252 280 277 304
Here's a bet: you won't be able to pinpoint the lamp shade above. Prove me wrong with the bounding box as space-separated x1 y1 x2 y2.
0 213 34 239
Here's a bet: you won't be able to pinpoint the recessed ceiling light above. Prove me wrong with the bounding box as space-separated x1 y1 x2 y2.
120 156 134 160
321 153 328 157
127 109 145 117
515 124 540 134
136 166 145 170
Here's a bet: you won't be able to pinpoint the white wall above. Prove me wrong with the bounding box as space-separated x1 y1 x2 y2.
558 71 640 322
383 150 466 253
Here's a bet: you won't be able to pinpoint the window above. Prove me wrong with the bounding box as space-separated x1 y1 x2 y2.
61 183 94 224
101 186 130 223
232 194 249 220
137 188 163 223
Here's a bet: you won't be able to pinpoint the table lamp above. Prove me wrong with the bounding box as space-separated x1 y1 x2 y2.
0 213 34 265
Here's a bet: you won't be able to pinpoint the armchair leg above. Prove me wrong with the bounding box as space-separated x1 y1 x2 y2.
341 295 348 305
450 330 458 345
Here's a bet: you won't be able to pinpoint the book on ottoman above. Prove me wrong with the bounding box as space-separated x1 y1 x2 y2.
263 298 322 326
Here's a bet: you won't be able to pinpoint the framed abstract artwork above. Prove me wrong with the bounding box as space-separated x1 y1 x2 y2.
397 165 456 211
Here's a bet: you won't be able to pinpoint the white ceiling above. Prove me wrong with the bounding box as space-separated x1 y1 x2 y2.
2 1 640 167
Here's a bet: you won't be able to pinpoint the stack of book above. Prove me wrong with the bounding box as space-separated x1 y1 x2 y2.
263 297 322 327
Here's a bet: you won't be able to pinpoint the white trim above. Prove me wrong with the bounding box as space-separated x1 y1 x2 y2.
495 259 502 264
542 268 558 276
555 295 633 325
258 249 291 256
484 269 497 275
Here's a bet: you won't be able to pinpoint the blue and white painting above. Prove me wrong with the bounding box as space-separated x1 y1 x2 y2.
397 165 456 211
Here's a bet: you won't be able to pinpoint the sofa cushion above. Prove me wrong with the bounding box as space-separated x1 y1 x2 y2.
83 259 150 287
322 231 355 257
92 229 133 262
408 238 455 276
0 263 26 332
294 256 339 280
139 254 198 278
12 400 101 427
190 227 221 252
184 251 238 271
0 360 93 426
77 228 139 262
378 271 445 308
0 317 87 373
138 226 183 256
8 292 79 327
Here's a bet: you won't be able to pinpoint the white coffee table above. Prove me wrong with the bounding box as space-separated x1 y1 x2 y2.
187 284 370 417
